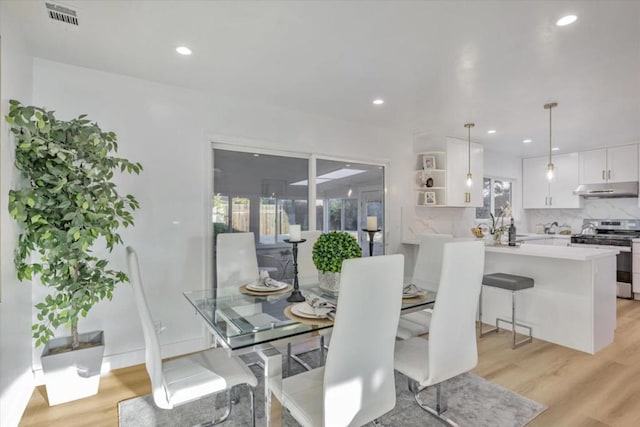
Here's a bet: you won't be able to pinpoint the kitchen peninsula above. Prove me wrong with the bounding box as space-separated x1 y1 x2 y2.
482 243 619 354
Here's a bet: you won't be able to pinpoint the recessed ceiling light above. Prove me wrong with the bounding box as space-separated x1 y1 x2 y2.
556 15 577 26
253 153 260 157
552 147 560 151
176 46 192 55
523 139 532 143
345 164 351 167
372 99 384 105
487 129 497 134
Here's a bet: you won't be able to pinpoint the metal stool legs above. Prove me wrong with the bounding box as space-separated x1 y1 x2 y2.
478 286 532 349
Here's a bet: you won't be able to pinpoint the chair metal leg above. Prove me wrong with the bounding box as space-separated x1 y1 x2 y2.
248 385 256 427
478 286 498 337
196 389 232 426
495 291 533 349
410 380 459 426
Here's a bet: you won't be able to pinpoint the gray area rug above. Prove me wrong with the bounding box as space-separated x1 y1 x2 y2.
119 350 546 426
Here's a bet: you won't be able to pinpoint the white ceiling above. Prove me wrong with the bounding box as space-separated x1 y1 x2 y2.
5 0 640 157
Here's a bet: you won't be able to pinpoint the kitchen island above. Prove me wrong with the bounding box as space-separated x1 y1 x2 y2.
483 243 619 354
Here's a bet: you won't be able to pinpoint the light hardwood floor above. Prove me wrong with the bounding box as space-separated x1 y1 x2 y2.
20 299 640 426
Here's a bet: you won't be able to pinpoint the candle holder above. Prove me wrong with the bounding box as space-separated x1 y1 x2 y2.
284 238 307 302
362 228 381 257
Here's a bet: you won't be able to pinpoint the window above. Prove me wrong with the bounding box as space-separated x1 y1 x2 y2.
476 177 513 219
212 146 387 285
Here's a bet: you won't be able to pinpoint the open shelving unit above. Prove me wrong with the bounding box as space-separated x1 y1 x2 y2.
415 151 447 207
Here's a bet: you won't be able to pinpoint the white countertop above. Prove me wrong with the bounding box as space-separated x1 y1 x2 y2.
485 242 619 260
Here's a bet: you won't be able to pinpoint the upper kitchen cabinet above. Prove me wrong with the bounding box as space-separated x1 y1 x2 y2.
523 153 582 209
445 137 484 207
579 145 638 184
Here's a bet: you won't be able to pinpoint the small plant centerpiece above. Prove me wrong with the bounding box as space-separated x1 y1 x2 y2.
489 202 512 245
312 231 362 294
6 100 142 405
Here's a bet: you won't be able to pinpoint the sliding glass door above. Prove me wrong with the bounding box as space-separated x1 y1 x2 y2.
212 146 386 286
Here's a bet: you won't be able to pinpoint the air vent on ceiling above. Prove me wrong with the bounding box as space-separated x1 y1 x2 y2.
45 2 78 26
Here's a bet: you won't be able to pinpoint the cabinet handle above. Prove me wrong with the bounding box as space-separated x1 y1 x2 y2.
545 196 548 206
602 170 606 181
549 197 553 206
608 170 611 180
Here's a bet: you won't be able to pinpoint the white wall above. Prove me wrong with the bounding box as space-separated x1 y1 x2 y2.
0 7 37 427
29 59 410 374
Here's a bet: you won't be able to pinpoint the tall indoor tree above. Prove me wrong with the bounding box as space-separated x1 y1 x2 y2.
6 99 142 349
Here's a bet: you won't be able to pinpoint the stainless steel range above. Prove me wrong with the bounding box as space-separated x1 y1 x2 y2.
571 219 640 299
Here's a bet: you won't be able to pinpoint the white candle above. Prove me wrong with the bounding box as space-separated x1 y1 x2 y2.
289 224 301 241
367 216 377 231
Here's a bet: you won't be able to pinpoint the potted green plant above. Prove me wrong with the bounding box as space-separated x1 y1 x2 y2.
5 100 142 405
312 231 362 294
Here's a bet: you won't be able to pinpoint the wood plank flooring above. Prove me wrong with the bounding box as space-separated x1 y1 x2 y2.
20 299 640 427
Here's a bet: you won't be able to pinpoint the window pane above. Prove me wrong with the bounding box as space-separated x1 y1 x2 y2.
231 197 250 232
493 180 512 217
316 200 324 230
212 194 229 239
260 197 276 244
328 199 342 231
316 158 385 256
475 178 491 219
214 149 309 285
344 199 358 231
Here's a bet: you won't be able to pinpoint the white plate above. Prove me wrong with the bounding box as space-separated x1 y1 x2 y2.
291 302 323 319
246 281 288 292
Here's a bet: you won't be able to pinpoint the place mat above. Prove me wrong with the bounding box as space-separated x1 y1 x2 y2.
239 284 293 296
402 293 430 302
284 305 334 326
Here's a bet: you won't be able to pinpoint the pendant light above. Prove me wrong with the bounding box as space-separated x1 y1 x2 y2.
464 123 475 187
544 102 558 182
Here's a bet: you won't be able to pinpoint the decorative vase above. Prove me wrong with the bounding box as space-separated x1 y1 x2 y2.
493 230 504 245
318 271 341 294
41 330 105 405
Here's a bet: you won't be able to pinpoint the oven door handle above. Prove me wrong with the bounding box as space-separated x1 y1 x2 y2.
568 243 631 252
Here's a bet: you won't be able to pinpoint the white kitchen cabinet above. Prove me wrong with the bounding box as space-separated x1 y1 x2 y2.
445 137 484 207
523 153 582 209
579 145 638 184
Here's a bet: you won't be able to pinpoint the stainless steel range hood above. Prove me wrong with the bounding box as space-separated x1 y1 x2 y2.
573 181 639 198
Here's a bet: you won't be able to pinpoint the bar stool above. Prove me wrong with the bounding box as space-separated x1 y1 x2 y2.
479 273 534 349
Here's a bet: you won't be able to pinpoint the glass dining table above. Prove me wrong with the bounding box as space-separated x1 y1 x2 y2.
183 284 435 426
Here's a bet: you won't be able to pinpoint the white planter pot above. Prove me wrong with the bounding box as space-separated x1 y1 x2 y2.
41 330 105 406
318 271 341 294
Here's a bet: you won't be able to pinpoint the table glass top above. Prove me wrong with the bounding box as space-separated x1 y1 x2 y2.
183 284 435 350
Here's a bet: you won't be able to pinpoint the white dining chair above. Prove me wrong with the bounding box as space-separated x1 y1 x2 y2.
126 247 258 425
216 232 260 288
269 254 404 426
396 233 453 340
216 232 281 333
278 230 330 374
394 240 485 425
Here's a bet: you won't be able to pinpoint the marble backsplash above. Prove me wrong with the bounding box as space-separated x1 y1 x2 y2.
525 198 640 234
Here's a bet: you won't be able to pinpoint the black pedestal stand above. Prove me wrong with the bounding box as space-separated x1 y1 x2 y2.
362 228 381 257
285 238 307 302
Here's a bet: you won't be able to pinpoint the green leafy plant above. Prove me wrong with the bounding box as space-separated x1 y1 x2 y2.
6 100 142 349
312 231 362 273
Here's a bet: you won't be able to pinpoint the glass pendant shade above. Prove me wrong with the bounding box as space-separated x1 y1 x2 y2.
544 102 558 183
464 123 475 188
